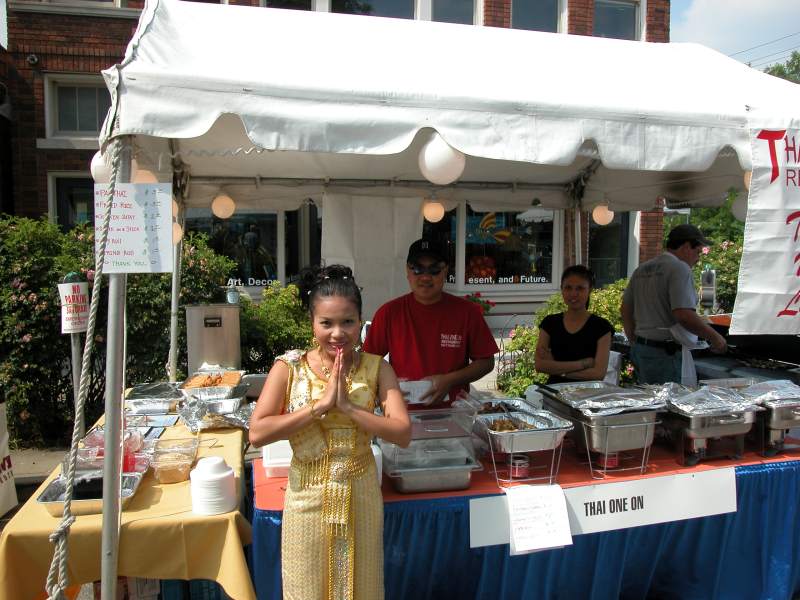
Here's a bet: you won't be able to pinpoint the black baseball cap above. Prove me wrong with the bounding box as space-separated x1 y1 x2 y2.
407 238 446 264
667 224 712 247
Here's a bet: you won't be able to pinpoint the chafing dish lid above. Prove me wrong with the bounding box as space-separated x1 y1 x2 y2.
740 379 800 407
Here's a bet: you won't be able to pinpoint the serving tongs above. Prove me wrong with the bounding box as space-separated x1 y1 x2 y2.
498 402 528 430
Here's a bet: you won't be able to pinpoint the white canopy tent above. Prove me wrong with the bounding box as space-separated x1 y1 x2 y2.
80 2 800 597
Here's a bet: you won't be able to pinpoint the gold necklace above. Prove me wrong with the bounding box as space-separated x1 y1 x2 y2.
317 347 358 390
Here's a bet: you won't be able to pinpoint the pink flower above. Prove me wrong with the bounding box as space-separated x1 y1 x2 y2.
510 328 517 339
21 334 32 343
11 278 20 289
702 247 710 255
87 270 95 282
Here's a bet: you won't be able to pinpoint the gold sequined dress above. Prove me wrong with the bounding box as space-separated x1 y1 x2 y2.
277 349 384 600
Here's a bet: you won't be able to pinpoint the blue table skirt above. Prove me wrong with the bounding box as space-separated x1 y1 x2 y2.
252 460 800 600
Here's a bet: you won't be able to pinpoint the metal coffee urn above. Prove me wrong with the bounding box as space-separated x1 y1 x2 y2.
186 304 241 373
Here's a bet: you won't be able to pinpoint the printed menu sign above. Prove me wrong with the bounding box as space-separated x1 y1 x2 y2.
93 183 172 274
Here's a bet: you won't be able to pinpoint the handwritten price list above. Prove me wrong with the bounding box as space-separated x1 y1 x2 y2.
93 183 173 274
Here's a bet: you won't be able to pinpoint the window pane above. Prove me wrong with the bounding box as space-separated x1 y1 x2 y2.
594 0 637 40
588 211 629 287
98 89 112 129
57 86 78 132
512 0 558 32
433 0 473 25
185 210 280 286
422 208 458 282
332 0 413 18
76 87 98 132
56 178 94 231
464 207 554 285
267 0 311 9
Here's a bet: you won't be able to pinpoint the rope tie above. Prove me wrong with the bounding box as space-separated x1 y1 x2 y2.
45 138 124 600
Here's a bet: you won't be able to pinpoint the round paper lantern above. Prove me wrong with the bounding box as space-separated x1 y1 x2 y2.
731 195 747 222
418 133 466 186
90 151 111 183
211 193 236 219
592 204 615 226
172 222 184 245
422 200 445 223
743 170 752 191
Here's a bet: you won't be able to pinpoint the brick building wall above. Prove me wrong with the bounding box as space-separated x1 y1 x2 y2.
568 0 593 36
483 0 510 28
6 9 137 217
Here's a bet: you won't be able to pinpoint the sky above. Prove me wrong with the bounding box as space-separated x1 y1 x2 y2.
670 0 800 70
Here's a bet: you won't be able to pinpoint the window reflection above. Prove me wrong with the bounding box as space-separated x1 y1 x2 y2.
433 0 473 24
594 0 637 40
56 178 94 231
464 207 553 285
512 0 558 32
332 0 414 18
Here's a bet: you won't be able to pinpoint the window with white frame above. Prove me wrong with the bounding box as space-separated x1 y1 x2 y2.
53 176 94 231
511 0 560 32
423 203 557 289
594 0 638 40
45 75 111 138
432 0 474 24
332 0 413 18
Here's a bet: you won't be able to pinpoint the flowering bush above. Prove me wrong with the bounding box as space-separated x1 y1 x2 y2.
694 239 743 313
464 292 496 315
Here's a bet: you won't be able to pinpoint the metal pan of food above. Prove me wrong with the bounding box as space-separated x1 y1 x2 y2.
383 456 481 493
36 471 143 517
542 396 658 453
666 408 757 439
473 411 573 453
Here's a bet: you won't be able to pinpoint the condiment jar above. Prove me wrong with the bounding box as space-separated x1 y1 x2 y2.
509 455 530 479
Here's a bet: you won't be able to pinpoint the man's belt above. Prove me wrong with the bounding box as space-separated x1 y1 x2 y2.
634 336 681 355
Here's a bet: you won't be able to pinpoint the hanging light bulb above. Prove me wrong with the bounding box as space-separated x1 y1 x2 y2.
743 170 752 191
211 193 236 219
172 196 180 218
90 151 111 183
418 132 466 186
422 199 445 223
131 158 159 184
172 221 184 244
592 204 615 226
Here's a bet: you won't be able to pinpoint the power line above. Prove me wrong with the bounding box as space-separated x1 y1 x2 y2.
746 43 800 65
729 30 800 57
751 48 800 69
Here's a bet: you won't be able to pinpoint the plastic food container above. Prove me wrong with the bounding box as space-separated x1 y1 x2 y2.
37 472 142 516
399 380 433 405
152 453 194 483
62 448 150 474
262 439 293 478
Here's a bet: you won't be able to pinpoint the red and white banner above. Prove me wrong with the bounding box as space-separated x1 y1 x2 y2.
731 109 800 335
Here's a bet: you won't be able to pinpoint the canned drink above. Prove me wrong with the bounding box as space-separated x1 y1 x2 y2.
509 455 530 478
596 452 619 469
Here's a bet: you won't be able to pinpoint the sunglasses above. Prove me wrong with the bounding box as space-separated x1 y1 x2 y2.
408 263 445 276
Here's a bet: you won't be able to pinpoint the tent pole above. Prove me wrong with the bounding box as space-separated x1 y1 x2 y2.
100 141 132 600
573 207 582 265
168 218 183 382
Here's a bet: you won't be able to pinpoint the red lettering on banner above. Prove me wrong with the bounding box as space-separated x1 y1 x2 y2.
758 129 787 183
778 289 800 317
788 169 799 187
788 211 800 242
786 135 799 164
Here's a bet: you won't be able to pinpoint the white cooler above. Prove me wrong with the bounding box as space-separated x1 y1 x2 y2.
262 439 382 484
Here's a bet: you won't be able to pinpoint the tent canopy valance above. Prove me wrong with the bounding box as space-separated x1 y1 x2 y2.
101 0 800 212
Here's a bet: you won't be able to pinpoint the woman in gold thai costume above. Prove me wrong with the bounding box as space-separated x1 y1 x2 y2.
250 265 411 600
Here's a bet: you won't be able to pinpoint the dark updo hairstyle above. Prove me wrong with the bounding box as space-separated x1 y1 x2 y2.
560 264 596 309
297 264 363 318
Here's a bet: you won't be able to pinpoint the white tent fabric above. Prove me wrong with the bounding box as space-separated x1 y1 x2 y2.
101 0 800 211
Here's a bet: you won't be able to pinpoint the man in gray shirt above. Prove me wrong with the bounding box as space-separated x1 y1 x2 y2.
621 224 727 384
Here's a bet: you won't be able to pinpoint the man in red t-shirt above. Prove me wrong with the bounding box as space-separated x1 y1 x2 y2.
363 238 498 406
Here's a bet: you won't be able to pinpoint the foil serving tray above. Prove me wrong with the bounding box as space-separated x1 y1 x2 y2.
36 471 143 517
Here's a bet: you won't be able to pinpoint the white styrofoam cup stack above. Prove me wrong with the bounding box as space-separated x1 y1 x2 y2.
190 456 237 515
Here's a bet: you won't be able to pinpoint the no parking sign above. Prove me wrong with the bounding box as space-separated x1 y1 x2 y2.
58 281 89 334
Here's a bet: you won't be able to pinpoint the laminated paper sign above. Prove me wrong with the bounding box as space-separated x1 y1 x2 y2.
58 281 89 334
731 108 800 335
93 183 173 274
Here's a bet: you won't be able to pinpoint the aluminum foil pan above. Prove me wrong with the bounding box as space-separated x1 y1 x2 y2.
740 380 800 408
474 411 573 453
543 383 664 416
36 471 142 516
126 382 182 401
663 385 761 416
178 397 254 433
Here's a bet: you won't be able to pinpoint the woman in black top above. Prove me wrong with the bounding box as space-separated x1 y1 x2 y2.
535 265 614 384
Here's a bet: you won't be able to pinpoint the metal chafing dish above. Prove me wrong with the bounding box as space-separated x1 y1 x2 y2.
379 407 481 493
36 471 143 517
660 384 761 465
726 379 800 456
538 382 661 477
